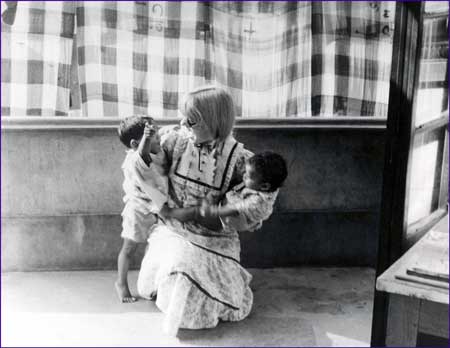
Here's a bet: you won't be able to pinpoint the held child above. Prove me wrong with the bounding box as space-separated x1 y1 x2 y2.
116 116 168 303
200 151 288 232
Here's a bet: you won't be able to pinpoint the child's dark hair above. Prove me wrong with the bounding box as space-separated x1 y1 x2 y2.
118 115 154 148
247 151 288 192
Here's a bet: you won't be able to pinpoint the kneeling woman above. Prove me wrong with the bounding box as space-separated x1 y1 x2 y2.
137 86 257 334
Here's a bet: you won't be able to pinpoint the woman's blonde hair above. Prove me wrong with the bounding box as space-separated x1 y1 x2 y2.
179 85 235 141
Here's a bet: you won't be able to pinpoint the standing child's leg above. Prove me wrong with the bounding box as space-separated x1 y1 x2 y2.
116 238 138 303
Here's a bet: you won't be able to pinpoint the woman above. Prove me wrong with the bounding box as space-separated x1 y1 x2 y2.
137 86 255 334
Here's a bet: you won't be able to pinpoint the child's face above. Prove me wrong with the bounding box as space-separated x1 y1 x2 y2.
243 163 269 191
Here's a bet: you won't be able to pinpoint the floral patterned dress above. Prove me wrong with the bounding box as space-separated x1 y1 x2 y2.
137 125 254 332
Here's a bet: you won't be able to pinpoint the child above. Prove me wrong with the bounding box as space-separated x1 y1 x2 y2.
200 151 288 232
116 115 168 303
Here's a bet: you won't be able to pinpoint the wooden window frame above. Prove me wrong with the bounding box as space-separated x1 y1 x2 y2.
371 2 448 345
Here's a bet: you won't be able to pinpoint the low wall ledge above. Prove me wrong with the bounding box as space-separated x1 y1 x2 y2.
1 117 387 130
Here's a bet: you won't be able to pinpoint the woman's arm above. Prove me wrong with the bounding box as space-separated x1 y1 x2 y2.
159 205 223 231
200 202 239 219
160 205 195 222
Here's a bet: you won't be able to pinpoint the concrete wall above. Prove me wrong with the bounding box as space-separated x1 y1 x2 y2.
1 120 386 271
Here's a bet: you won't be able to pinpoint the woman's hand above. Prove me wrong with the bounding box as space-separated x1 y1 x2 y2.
199 199 219 218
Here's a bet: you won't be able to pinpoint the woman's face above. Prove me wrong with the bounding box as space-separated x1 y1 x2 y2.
181 115 214 144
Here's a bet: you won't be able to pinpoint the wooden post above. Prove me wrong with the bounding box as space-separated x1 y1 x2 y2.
371 2 424 346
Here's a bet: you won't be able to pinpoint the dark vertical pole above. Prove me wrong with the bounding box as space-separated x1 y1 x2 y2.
370 2 423 346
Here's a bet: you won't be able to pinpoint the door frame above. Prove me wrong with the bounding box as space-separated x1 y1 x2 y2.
370 1 424 346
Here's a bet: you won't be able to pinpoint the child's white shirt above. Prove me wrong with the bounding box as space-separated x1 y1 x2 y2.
121 150 168 214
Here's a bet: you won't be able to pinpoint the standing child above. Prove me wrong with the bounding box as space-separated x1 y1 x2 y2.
116 116 167 303
200 151 288 232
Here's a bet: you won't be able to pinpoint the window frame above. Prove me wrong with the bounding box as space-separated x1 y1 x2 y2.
371 1 449 345
403 6 449 247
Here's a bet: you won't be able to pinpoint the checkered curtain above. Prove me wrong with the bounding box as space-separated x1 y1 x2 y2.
2 1 395 118
1 1 75 116
75 1 394 118
76 1 211 118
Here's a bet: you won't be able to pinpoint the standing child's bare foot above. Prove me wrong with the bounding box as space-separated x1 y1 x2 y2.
115 281 137 303
150 291 157 301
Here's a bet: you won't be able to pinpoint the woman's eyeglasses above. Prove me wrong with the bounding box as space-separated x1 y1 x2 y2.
185 117 197 128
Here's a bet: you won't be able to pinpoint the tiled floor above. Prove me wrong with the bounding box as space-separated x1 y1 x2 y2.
1 267 375 347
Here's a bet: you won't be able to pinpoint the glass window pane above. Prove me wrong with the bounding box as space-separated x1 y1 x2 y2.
414 14 448 127
407 127 446 225
424 1 449 14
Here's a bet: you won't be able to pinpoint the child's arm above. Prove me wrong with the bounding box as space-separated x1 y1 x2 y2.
137 122 156 166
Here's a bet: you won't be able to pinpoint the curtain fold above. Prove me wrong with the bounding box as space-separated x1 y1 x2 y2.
310 1 395 117
209 1 312 117
1 1 75 116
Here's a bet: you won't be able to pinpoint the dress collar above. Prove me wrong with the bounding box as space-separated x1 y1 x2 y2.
193 139 217 153
187 130 235 156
